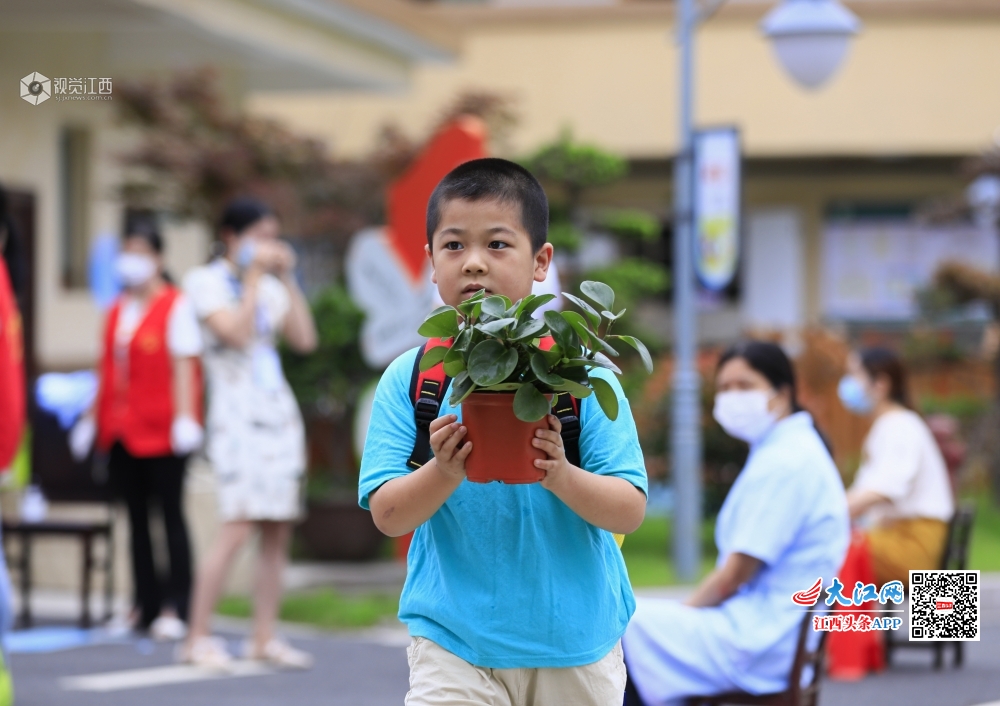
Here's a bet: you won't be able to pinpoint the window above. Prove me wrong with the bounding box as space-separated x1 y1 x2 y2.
60 126 91 289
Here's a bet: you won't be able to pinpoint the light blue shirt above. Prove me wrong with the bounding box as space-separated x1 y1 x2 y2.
359 347 648 669
624 412 849 703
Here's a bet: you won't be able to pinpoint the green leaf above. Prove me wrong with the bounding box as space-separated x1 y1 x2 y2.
417 306 459 338
552 378 592 398
544 311 580 355
453 327 473 352
476 317 518 336
457 290 487 317
449 370 476 406
419 345 448 372
481 296 509 320
517 293 556 319
541 344 563 367
589 335 620 358
511 318 546 341
592 352 622 375
612 335 653 373
530 352 564 385
555 364 589 382
513 384 551 422
468 340 518 386
581 280 615 312
561 311 594 346
562 293 601 328
601 309 626 321
443 346 466 377
590 376 619 421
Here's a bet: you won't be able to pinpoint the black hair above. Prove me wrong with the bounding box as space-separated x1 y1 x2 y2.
426 158 548 252
219 196 273 236
123 209 164 253
718 340 802 411
0 184 26 300
859 346 911 408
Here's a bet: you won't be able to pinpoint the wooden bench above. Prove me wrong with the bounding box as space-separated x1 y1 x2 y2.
884 502 976 670
1 519 114 629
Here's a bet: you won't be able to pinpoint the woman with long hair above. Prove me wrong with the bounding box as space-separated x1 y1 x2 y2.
179 196 317 669
838 347 953 586
623 341 849 706
76 213 203 639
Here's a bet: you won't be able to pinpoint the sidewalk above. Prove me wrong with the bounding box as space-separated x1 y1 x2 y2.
7 569 1000 706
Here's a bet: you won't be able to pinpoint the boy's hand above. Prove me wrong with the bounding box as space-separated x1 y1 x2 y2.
429 414 471 481
534 415 575 491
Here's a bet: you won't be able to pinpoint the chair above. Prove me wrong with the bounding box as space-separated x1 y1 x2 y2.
884 503 976 670
685 612 829 706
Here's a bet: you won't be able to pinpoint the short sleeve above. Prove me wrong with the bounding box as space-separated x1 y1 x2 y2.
358 349 420 510
167 294 203 358
577 368 648 496
183 266 233 321
851 414 922 502
725 456 808 566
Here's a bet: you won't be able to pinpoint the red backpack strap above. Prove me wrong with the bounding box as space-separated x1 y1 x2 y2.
407 338 453 470
537 336 581 466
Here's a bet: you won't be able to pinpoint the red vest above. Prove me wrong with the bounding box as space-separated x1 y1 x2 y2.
96 286 202 457
0 258 25 470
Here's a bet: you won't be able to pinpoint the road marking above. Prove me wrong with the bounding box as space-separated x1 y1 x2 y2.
60 661 273 692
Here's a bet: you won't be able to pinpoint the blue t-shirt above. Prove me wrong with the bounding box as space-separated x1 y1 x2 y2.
359 346 648 668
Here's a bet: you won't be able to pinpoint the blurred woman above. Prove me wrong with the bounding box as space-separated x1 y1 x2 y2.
624 342 849 706
839 347 954 586
180 197 317 670
81 215 203 639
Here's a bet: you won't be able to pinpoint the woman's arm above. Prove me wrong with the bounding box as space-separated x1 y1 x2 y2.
847 487 890 520
204 268 260 349
171 356 197 418
279 272 318 354
684 552 763 608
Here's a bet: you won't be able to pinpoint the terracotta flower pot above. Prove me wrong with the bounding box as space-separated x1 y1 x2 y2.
461 392 548 484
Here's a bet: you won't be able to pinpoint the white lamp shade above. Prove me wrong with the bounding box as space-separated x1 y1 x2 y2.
769 33 852 89
761 0 861 90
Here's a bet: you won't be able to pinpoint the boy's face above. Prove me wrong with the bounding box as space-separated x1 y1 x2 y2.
426 197 553 308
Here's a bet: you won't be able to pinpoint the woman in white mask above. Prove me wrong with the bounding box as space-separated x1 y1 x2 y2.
839 347 953 588
179 196 317 670
72 213 204 641
623 341 849 706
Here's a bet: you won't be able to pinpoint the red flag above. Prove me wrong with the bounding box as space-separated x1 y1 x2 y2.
0 257 25 470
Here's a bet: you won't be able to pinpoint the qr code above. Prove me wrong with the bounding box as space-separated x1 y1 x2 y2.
909 570 980 641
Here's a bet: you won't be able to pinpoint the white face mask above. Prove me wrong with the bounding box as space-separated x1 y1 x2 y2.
713 390 778 444
115 253 157 288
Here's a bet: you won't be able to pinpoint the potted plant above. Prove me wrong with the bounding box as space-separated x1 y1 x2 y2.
416 281 652 484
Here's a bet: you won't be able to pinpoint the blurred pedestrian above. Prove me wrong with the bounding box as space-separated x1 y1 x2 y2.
624 341 849 706
179 196 317 670
72 213 203 640
839 347 954 586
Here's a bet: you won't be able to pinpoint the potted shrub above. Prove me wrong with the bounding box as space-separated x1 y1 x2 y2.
416 281 652 484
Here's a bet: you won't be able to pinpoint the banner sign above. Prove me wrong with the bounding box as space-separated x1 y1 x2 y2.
693 127 741 291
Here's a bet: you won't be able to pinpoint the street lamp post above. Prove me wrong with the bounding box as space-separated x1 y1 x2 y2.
670 0 861 582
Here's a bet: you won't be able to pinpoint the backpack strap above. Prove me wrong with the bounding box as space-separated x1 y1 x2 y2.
407 338 453 470
537 336 582 468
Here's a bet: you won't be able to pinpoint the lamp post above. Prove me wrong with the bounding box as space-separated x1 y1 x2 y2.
671 0 861 582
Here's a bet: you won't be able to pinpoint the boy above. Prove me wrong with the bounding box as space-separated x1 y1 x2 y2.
359 158 647 706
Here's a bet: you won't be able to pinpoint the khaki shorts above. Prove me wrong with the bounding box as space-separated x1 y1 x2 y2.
404 637 627 706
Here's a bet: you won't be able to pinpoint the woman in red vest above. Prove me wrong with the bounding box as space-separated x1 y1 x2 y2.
79 216 204 640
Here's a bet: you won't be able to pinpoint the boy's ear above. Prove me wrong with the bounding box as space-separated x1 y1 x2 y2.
533 243 554 283
425 244 437 284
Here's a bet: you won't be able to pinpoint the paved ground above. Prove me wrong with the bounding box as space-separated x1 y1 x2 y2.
9 567 1000 706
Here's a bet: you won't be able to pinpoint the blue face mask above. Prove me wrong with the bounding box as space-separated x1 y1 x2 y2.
838 375 873 415
236 239 256 270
